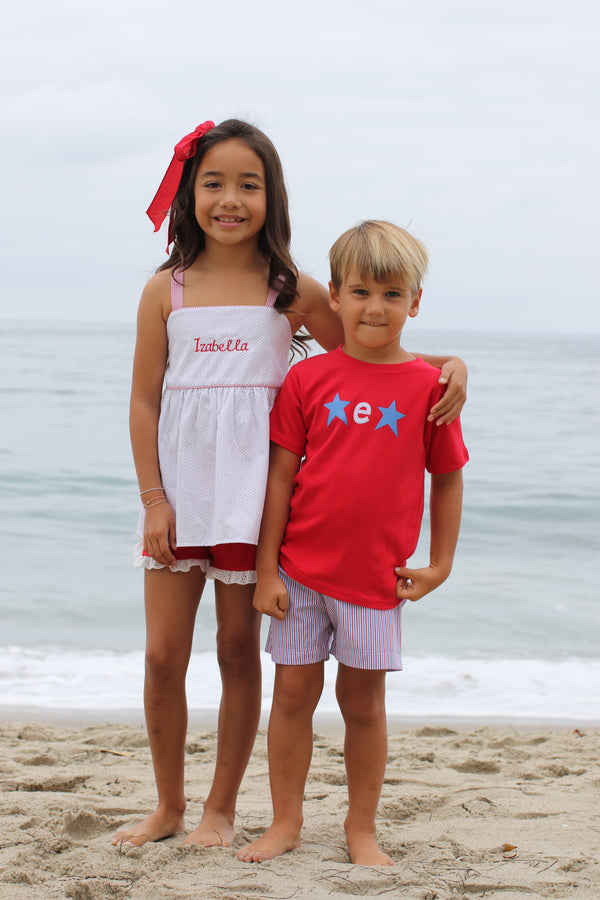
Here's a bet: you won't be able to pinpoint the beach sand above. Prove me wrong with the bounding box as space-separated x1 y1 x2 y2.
0 715 598 899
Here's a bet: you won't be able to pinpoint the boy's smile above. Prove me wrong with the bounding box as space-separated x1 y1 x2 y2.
328 271 421 364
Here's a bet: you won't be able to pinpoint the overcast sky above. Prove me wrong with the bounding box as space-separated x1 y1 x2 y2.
1 0 598 335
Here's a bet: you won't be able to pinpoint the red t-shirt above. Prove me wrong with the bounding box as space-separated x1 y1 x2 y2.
270 348 469 609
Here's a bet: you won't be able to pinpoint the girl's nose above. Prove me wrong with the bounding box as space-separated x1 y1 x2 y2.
220 190 241 207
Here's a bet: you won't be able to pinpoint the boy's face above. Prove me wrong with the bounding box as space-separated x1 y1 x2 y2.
328 270 421 364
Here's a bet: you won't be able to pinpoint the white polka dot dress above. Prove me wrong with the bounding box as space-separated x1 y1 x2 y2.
138 273 292 548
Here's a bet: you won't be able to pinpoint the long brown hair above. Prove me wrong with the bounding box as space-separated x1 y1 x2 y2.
158 119 298 316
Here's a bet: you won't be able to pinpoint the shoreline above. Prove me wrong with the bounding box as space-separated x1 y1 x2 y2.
0 705 597 732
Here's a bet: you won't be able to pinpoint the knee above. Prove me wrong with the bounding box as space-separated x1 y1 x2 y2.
274 668 322 718
216 633 259 679
145 643 187 686
336 681 385 727
273 690 314 719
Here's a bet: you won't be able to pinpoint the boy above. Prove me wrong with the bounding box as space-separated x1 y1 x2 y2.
237 221 468 866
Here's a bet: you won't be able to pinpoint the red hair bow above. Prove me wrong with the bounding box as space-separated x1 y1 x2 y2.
146 121 216 235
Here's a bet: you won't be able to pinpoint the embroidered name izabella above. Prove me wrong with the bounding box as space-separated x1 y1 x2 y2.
194 338 250 353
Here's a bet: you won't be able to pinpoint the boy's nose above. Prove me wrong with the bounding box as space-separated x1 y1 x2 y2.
366 295 385 314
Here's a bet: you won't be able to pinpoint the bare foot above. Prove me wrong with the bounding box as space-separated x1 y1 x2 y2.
183 811 236 848
236 824 301 863
345 829 394 866
112 810 185 848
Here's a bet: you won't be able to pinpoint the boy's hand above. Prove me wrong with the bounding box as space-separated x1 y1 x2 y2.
143 503 177 566
394 564 449 602
253 574 289 620
428 357 467 424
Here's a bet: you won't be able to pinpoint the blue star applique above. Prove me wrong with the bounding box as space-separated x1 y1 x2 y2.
323 393 350 426
375 400 405 436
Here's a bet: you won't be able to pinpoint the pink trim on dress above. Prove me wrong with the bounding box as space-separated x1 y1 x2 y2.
171 269 184 311
172 270 282 309
265 288 278 308
266 274 285 308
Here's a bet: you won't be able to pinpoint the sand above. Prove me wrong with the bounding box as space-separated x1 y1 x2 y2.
0 715 598 899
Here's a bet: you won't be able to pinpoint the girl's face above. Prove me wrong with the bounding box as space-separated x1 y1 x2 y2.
194 139 267 248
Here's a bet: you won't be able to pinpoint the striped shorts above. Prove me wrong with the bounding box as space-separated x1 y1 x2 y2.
265 568 405 671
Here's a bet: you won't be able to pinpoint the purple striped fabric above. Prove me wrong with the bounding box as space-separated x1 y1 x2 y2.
265 569 405 671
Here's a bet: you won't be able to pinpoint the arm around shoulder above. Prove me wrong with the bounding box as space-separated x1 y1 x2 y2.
415 354 467 424
293 272 344 351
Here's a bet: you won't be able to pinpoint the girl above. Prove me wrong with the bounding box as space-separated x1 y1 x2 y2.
113 119 467 849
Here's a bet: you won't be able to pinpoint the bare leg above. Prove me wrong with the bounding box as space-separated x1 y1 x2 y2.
185 581 262 847
336 664 393 866
237 662 324 862
113 566 205 847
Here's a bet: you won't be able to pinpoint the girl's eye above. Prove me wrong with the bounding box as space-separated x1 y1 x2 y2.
242 182 259 190
204 181 221 189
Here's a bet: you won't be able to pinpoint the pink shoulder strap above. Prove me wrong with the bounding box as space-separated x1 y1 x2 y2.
266 274 286 308
171 269 184 311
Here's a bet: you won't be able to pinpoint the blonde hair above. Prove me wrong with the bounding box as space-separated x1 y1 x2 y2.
329 220 429 295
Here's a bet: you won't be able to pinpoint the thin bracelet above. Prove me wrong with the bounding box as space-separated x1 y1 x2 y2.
144 497 169 509
140 487 164 496
144 497 168 509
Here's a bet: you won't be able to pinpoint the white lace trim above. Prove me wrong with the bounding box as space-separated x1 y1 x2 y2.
134 540 256 583
207 566 257 585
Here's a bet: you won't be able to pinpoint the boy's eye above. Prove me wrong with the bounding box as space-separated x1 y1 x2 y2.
386 291 401 298
353 289 368 296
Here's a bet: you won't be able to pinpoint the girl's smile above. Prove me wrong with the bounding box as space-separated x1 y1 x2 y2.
194 139 267 246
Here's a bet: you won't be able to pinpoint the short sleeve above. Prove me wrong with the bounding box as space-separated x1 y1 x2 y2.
425 412 469 474
270 366 307 457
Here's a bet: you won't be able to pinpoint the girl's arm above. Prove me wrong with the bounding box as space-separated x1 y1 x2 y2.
293 273 345 351
129 272 177 566
394 469 464 601
418 354 468 425
293 274 467 423
253 443 302 620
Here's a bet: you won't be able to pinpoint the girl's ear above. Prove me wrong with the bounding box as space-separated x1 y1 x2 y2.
328 281 341 311
408 288 422 318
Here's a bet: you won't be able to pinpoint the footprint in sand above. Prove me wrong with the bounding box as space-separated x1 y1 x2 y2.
12 774 89 792
450 758 501 774
63 809 116 839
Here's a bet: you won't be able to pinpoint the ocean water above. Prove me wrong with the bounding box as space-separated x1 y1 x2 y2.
2 320 599 721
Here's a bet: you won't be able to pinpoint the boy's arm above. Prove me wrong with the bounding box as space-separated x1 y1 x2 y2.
253 443 302 620
414 354 468 425
395 470 464 602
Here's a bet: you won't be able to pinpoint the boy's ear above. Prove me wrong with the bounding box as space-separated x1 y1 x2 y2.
408 288 422 318
328 281 341 311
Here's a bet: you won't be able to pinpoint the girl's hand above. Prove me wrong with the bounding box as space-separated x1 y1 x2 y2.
394 564 449 602
428 357 468 425
253 574 289 620
143 502 177 567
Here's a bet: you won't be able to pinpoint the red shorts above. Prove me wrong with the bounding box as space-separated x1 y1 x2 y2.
143 543 257 572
